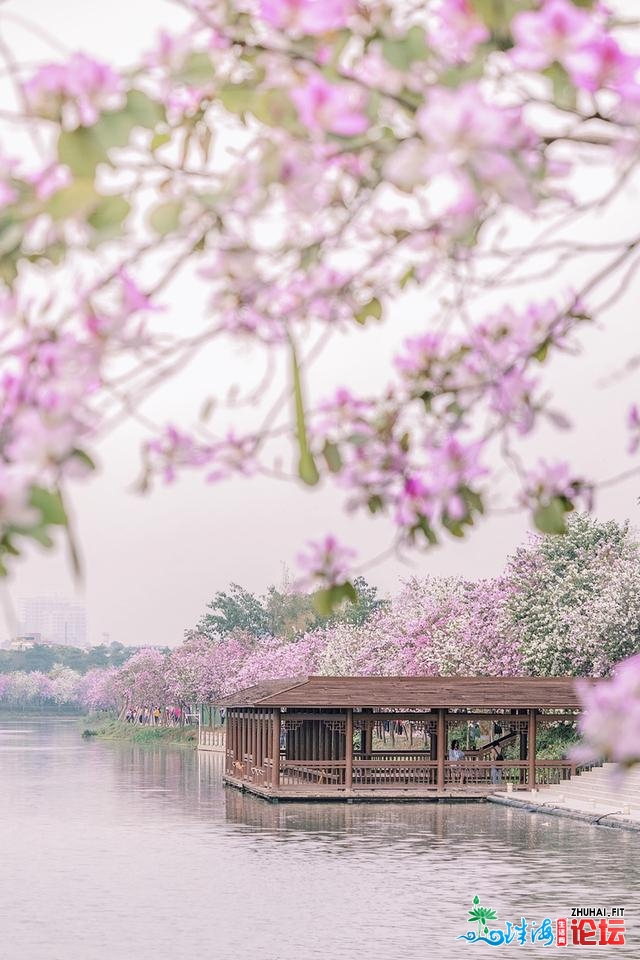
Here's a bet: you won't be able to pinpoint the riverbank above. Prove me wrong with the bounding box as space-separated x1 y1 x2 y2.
81 718 198 747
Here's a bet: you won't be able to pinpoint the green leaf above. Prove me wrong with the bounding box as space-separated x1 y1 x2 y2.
399 266 415 289
45 180 98 221
381 38 412 71
438 55 487 88
125 90 165 128
178 52 215 86
251 89 297 128
25 527 54 548
381 27 428 70
151 131 171 152
219 84 256 116
534 497 568 535
416 517 438 545
461 487 485 515
470 0 518 33
299 450 320 486
313 582 358 617
70 448 97 471
443 515 467 537
355 297 382 325
94 109 136 149
406 26 429 62
543 62 577 112
322 441 342 474
291 339 319 486
148 199 182 235
533 339 549 363
58 127 110 177
87 195 131 232
29 487 67 526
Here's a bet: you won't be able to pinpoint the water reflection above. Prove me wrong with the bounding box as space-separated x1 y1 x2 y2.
0 718 637 960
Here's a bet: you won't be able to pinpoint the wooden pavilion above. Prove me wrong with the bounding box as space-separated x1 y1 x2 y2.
218 676 588 801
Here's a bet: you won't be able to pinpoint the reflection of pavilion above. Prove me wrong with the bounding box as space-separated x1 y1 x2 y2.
218 676 589 801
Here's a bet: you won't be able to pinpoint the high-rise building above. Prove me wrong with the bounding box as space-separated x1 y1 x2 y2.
18 596 88 648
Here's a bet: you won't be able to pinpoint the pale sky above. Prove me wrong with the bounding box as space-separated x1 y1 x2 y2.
1 0 640 647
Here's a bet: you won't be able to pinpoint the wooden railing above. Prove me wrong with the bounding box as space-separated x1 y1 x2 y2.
199 726 226 750
279 760 346 788
360 751 432 762
225 751 589 792
444 760 580 788
352 760 438 789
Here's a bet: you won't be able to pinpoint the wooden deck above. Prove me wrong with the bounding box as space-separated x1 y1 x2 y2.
223 773 499 802
223 757 586 802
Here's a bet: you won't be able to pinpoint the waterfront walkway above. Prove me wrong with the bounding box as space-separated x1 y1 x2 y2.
490 764 640 831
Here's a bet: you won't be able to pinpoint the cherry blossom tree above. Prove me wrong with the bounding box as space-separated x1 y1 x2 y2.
0 0 638 597
2 0 640 761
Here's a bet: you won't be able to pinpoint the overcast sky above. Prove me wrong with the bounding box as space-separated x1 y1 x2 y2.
2 0 640 647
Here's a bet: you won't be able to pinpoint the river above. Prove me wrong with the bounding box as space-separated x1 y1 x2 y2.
0 718 637 959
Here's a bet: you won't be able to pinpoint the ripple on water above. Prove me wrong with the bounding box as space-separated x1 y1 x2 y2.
0 719 637 960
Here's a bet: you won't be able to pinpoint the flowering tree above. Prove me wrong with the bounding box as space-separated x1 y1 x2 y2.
0 0 639 599
165 630 268 702
2 0 640 761
111 648 171 707
77 667 121 711
313 576 523 675
505 515 640 675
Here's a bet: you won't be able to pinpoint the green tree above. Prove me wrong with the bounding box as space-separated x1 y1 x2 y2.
338 576 386 626
187 583 272 640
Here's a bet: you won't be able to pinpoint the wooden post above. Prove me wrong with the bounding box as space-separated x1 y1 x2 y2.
528 708 537 789
271 709 280 789
437 708 446 791
345 709 353 790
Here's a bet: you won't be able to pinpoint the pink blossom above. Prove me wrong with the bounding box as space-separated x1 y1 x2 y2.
575 654 640 766
297 535 357 587
566 35 640 93
146 425 212 483
205 432 258 483
426 435 486 521
27 164 72 201
628 404 640 454
489 368 538 435
511 0 596 73
24 53 123 127
291 73 368 137
0 181 17 209
118 270 157 316
521 459 592 512
258 0 355 36
0 465 38 528
429 0 490 64
394 474 434 527
416 84 539 209
6 409 79 469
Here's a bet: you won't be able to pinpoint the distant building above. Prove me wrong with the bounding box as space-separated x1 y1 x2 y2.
8 634 42 651
18 596 88 648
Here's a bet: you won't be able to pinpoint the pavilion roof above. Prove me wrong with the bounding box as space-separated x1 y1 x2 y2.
217 675 583 709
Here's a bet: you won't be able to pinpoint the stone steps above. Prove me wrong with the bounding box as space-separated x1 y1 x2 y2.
497 764 640 822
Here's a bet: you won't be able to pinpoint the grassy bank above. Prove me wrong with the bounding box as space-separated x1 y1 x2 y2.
81 717 198 747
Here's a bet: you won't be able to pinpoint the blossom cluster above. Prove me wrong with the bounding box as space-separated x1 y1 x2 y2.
0 0 638 588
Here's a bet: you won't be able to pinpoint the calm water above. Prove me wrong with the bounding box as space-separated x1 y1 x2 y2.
0 719 637 960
